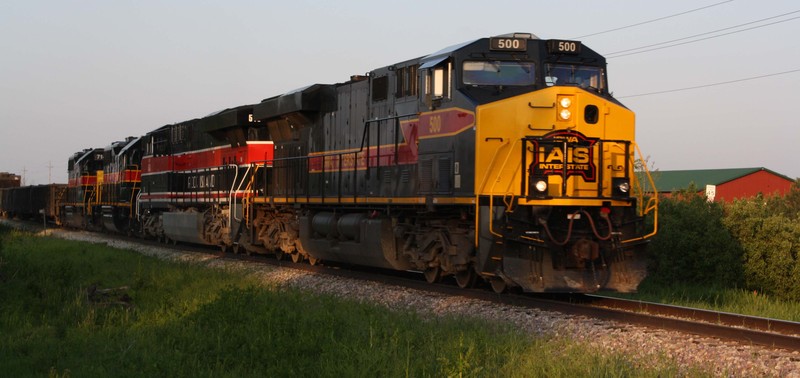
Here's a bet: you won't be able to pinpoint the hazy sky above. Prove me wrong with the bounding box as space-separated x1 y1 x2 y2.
2 0 798 185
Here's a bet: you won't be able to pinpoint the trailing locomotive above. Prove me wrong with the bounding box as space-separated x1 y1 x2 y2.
1 33 657 293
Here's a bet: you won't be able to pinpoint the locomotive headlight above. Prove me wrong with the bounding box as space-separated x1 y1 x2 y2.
557 95 574 121
612 178 631 197
529 177 548 198
535 180 548 192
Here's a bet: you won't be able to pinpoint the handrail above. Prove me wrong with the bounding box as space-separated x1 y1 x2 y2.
128 175 141 219
255 112 417 200
487 139 523 240
226 164 244 229
621 142 659 244
488 139 522 213
242 164 261 227
135 191 143 219
233 164 252 222
474 138 511 243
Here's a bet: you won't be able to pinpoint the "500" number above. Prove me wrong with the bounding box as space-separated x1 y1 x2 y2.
490 37 527 52
557 41 578 52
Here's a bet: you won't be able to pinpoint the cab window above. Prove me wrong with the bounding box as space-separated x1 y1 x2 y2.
462 61 536 86
425 61 451 99
544 64 604 91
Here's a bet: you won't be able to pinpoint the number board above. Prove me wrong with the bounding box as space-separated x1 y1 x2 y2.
489 37 527 52
547 40 581 54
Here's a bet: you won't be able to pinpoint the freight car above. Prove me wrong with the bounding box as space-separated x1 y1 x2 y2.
0 172 21 189
11 33 657 294
0 184 65 221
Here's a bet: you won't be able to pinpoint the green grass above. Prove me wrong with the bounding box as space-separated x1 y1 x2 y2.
0 227 701 377
613 279 800 322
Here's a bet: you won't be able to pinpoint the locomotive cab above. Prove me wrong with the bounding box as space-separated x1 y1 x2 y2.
61 148 105 229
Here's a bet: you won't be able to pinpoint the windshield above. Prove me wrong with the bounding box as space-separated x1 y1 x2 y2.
544 64 604 91
463 61 536 86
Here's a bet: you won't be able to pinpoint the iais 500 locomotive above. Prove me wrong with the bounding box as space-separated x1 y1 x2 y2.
1 33 658 293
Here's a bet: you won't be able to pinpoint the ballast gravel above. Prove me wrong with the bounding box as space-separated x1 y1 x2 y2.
42 229 800 377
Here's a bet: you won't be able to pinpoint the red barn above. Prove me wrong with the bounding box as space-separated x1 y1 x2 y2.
651 167 796 202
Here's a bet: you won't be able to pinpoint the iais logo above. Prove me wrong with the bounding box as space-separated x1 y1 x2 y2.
528 130 597 182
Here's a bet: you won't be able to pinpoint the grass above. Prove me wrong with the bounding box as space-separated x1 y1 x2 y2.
614 279 800 322
0 226 702 377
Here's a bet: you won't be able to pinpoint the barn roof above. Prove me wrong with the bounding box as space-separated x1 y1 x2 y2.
651 167 793 192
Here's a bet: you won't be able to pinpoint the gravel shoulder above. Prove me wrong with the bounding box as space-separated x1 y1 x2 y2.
22 227 800 377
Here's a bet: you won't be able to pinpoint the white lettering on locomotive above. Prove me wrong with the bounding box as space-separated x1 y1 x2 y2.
530 131 598 182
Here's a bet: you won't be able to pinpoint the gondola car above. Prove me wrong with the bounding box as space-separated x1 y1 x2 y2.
0 184 65 221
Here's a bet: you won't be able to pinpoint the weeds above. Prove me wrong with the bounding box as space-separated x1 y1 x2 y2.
0 230 694 377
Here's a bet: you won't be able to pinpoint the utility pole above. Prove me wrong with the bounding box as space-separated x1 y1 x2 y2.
47 161 54 184
21 166 27 186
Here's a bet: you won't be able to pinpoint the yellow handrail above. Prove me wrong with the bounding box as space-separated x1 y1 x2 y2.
622 142 658 243
474 138 510 245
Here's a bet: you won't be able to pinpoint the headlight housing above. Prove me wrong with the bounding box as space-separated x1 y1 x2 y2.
612 178 631 197
529 177 548 198
557 95 574 121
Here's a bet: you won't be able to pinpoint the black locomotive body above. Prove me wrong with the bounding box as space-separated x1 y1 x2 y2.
137 105 273 247
243 33 657 292
98 137 143 233
60 148 105 228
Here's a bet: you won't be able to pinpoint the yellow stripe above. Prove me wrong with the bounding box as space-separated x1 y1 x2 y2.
251 196 477 205
516 198 633 207
418 123 474 140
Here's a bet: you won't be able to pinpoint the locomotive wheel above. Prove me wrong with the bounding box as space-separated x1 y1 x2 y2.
274 251 284 261
455 268 477 289
308 255 319 266
490 278 507 294
424 267 441 284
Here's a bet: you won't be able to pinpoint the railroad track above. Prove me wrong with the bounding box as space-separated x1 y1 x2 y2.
226 252 800 353
217 248 800 352
6 219 800 352
578 294 800 350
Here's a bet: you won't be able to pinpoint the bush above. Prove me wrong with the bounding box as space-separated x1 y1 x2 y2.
724 193 800 300
646 188 743 287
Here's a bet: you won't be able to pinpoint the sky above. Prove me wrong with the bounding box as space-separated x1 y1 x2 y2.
2 0 799 185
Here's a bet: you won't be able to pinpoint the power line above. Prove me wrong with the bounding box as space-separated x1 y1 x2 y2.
572 0 734 39
617 68 800 98
607 12 800 58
